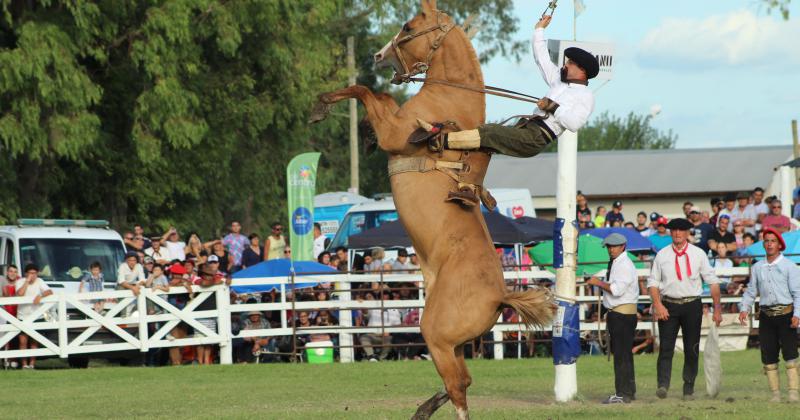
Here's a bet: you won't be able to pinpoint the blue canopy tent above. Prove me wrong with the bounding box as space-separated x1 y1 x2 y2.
581 227 655 253
231 258 337 293
745 231 800 263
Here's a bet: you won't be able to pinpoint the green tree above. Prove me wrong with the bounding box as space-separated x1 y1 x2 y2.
576 111 676 151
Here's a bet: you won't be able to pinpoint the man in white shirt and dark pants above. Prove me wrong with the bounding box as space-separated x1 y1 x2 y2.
648 218 723 400
587 233 640 404
423 14 597 158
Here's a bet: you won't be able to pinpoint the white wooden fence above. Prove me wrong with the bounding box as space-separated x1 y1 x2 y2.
0 267 759 364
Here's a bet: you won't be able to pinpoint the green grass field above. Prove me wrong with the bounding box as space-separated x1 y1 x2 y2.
0 350 797 419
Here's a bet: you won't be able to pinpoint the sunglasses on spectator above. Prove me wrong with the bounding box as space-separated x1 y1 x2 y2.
273 227 283 231
284 250 291 254
125 235 134 240
772 205 782 209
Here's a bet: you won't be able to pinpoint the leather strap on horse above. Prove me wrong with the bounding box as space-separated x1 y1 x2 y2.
387 156 496 211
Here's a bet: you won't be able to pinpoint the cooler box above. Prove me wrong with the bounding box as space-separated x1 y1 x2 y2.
305 341 334 364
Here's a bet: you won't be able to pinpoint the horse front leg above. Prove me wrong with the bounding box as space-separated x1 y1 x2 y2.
309 85 408 153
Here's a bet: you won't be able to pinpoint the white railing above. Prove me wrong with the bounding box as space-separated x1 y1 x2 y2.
0 266 759 363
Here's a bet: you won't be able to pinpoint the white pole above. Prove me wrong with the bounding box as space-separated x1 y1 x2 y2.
553 129 579 402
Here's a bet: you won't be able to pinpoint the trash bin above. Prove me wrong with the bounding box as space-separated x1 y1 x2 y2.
305 341 334 364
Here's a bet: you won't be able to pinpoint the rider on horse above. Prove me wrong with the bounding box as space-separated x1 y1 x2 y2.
427 15 599 158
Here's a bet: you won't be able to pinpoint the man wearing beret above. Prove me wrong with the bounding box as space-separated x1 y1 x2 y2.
647 218 722 400
738 228 800 402
587 233 640 404
420 15 597 158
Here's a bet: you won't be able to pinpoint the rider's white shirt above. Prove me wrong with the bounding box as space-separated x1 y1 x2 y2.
531 28 595 136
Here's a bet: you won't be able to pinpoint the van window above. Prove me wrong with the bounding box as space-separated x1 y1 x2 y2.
19 239 126 283
4 239 13 266
328 210 399 249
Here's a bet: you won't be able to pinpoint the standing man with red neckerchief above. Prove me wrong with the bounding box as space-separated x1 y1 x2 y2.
647 218 723 401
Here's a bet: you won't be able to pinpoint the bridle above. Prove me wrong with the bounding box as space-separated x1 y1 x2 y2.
389 10 454 84
388 10 542 105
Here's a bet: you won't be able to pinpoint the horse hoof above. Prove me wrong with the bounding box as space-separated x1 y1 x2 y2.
308 101 332 124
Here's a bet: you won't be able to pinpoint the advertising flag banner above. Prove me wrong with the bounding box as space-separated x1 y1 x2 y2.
286 152 321 261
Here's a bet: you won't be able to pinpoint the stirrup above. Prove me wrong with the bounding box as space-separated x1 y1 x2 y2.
445 185 480 208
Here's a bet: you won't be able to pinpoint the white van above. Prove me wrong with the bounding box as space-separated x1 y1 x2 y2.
327 197 398 250
0 219 126 294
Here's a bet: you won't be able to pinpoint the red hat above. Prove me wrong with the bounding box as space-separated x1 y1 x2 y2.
169 262 187 275
656 216 668 226
762 228 786 251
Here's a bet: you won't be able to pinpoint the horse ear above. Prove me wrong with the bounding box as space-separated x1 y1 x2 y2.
421 0 437 15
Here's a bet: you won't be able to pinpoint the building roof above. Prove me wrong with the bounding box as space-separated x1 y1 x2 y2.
485 145 792 197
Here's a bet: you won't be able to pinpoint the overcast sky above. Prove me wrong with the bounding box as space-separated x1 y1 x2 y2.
473 0 800 149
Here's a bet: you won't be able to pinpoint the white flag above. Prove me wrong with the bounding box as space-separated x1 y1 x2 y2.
574 0 586 16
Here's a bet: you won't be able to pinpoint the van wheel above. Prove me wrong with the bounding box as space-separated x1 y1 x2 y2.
68 355 89 369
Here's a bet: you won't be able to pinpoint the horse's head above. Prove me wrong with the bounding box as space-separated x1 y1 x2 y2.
374 0 455 84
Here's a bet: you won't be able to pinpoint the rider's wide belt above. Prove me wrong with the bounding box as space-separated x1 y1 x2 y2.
610 303 638 315
760 304 793 317
662 296 700 305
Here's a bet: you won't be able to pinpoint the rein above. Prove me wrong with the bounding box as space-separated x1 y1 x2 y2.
406 77 541 104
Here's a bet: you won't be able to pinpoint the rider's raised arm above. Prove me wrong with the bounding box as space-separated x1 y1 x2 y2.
532 28 560 87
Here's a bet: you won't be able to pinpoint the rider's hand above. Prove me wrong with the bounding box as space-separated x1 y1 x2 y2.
537 97 560 113
535 15 552 29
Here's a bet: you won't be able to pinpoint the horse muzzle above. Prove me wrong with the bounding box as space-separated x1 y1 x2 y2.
374 39 406 84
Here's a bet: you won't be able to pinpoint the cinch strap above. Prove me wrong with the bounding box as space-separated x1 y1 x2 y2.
672 244 692 281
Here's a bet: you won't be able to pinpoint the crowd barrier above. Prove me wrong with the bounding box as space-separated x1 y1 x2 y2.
0 266 760 364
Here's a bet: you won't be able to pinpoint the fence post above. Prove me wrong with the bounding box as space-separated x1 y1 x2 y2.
58 295 68 358
138 289 149 353
493 315 504 360
217 285 233 365
338 273 354 363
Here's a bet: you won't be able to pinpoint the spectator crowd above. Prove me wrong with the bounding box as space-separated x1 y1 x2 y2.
1 185 797 368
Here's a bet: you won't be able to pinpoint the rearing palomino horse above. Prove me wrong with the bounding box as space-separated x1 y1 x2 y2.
310 1 554 418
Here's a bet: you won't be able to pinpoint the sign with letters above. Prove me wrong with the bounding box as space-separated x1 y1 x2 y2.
547 40 615 81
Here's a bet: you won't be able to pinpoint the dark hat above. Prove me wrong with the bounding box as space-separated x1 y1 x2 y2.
666 218 693 231
649 212 660 222
124 251 139 260
761 228 786 251
602 233 627 247
736 191 750 200
565 47 600 79
612 200 623 208
723 193 737 202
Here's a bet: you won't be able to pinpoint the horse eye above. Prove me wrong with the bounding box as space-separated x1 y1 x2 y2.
403 23 411 32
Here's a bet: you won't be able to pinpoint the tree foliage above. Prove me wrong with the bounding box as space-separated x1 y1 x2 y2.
577 111 676 152
538 111 677 153
0 0 525 237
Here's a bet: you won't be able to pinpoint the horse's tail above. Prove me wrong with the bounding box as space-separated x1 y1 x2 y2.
500 288 556 330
